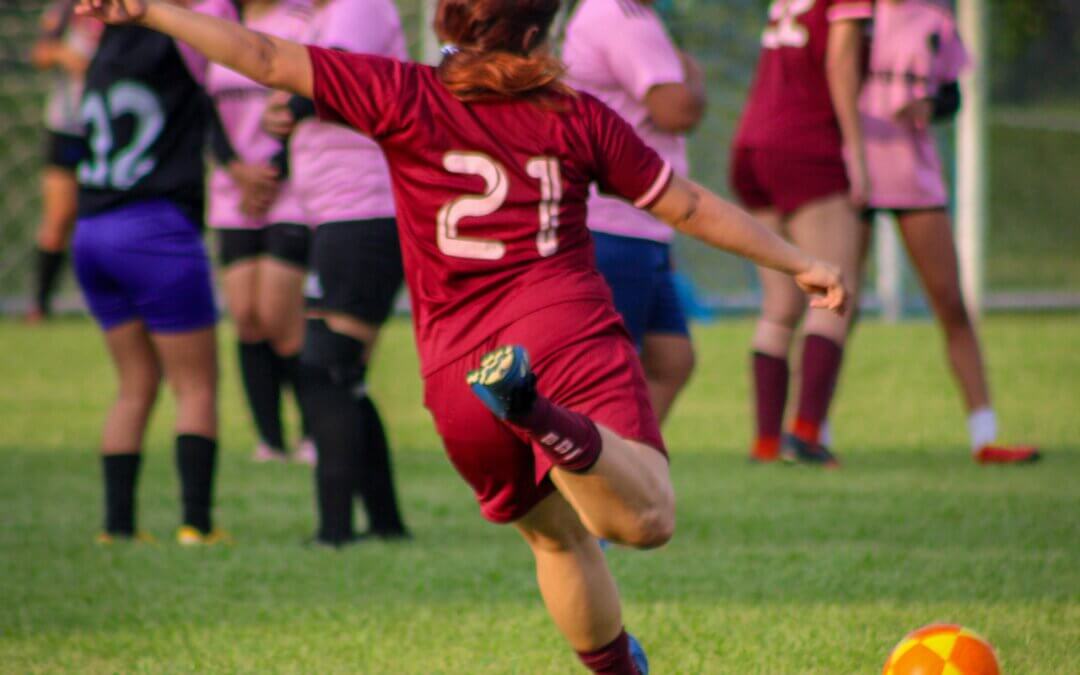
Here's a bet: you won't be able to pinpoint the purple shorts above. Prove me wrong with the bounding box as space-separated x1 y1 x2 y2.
74 200 218 333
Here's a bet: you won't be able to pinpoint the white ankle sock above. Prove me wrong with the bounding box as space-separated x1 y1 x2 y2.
968 407 997 452
820 420 833 447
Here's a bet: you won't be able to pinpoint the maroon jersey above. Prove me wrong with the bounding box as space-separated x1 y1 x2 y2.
734 0 873 158
308 48 673 375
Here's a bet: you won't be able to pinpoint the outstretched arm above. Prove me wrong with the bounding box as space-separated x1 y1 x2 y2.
76 0 312 96
649 176 848 313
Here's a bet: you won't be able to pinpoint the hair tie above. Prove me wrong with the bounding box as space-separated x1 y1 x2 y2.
440 44 460 56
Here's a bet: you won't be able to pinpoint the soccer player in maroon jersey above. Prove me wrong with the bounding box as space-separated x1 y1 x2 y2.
76 0 847 670
731 0 873 466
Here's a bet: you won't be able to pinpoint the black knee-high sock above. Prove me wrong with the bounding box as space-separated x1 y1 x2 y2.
102 453 142 535
355 396 407 535
175 435 217 533
238 341 285 451
276 353 312 439
297 363 358 543
34 248 66 315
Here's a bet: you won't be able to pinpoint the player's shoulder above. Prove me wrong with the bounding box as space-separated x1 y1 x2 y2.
573 0 656 24
823 0 874 22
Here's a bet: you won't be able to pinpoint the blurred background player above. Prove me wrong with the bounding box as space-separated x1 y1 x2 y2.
563 0 705 423
201 0 314 464
25 0 100 322
73 7 224 544
91 0 848 670
731 0 872 466
859 0 1038 464
259 0 410 545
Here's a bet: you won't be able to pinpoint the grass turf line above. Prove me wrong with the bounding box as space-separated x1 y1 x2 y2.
0 315 1077 673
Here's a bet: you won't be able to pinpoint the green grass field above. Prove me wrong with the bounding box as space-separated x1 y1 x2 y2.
1 315 1077 673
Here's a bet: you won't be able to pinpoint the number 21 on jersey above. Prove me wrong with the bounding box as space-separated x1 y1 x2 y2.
437 152 563 260
762 0 815 49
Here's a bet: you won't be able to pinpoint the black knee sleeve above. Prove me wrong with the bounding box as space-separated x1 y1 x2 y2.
301 319 368 396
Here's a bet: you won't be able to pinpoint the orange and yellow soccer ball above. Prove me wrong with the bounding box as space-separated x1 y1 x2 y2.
883 623 1000 675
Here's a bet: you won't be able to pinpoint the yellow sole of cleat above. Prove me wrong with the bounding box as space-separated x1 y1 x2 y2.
176 526 233 547
96 531 157 545
467 346 517 386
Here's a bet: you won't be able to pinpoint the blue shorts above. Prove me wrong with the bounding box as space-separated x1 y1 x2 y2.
592 231 689 348
73 200 218 333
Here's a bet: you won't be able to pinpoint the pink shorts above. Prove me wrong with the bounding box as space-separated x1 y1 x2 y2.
730 147 850 216
422 300 666 524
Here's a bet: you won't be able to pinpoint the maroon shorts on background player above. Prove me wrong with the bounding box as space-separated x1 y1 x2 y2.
424 300 666 524
730 147 850 216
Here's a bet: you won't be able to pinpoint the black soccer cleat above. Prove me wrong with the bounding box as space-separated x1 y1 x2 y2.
466 345 538 422
781 433 840 468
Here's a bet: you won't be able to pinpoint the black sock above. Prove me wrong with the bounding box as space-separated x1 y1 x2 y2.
238 341 285 451
276 353 312 439
175 434 217 533
34 248 66 315
356 397 407 535
102 453 142 535
298 363 358 543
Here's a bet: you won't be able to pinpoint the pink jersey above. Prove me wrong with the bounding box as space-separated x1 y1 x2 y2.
203 0 311 229
290 0 404 224
735 0 873 158
308 48 672 375
862 0 969 208
563 0 687 244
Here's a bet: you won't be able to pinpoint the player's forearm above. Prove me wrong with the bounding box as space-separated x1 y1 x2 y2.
825 21 866 158
652 177 813 276
139 0 312 97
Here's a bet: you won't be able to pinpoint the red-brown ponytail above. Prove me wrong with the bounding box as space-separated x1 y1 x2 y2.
434 0 573 102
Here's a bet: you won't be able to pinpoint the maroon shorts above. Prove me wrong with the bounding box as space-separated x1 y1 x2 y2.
730 147 850 216
423 300 666 524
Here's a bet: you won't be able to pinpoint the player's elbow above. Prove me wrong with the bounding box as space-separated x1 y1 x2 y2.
646 85 706 133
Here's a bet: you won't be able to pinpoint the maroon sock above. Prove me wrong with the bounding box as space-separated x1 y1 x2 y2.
793 334 844 444
577 630 640 675
509 395 603 473
752 351 789 444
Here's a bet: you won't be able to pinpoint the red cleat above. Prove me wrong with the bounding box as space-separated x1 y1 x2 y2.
749 437 781 463
974 444 1041 465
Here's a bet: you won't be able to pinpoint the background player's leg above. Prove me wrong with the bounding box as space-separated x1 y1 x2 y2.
641 333 695 422
100 320 161 537
749 208 805 461
255 253 310 459
549 430 674 549
153 327 219 535
224 257 285 458
787 195 861 453
301 313 408 542
898 210 990 414
514 492 642 674
30 167 78 321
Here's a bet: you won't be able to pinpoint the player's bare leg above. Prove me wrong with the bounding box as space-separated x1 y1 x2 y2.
749 208 805 462
897 209 1039 464
257 257 307 357
515 492 648 673
640 333 695 423
153 326 226 541
98 320 160 542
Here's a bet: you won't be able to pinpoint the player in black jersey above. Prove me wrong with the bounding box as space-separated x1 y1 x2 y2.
73 21 226 545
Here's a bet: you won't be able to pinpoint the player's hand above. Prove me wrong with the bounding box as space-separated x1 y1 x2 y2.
844 151 870 210
895 98 933 131
228 161 279 217
261 91 296 138
794 260 848 315
74 0 150 24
